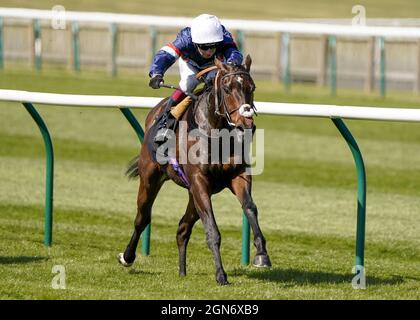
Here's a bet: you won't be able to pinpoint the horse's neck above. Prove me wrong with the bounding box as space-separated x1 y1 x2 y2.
194 90 222 133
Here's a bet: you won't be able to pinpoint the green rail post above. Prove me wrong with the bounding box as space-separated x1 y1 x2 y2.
233 28 251 265
33 19 42 71
72 21 80 72
236 30 245 53
241 213 250 266
120 108 144 143
23 103 54 247
119 108 150 256
328 35 337 97
150 26 158 62
110 23 118 77
281 33 291 93
379 37 386 98
0 17 4 69
331 118 366 272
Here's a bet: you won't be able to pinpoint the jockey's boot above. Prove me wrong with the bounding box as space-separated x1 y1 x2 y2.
154 98 178 144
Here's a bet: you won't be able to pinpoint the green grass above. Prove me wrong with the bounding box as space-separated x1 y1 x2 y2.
0 66 419 299
1 0 419 19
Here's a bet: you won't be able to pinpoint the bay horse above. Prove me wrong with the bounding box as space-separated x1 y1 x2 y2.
118 55 271 285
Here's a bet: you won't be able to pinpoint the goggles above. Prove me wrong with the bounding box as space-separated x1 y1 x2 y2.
197 43 218 50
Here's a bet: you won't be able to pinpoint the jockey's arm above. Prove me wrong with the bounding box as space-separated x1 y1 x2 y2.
149 29 188 78
149 48 177 78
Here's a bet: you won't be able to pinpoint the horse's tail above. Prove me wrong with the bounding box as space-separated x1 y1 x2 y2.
125 155 140 179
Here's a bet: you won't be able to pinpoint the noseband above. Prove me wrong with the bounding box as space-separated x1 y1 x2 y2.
213 69 258 127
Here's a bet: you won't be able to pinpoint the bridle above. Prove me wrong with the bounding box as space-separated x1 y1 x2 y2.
213 68 258 128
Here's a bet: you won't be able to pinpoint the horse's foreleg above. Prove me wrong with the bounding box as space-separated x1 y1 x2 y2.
119 165 163 267
190 177 228 285
230 174 271 268
176 193 199 277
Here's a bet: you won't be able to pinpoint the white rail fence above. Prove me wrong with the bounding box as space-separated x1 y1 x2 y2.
1 8 420 38
1 88 420 278
1 8 420 93
1 88 420 121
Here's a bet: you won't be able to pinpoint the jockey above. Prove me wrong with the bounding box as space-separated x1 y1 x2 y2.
149 14 243 143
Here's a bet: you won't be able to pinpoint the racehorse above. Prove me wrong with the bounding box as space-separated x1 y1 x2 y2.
118 55 271 285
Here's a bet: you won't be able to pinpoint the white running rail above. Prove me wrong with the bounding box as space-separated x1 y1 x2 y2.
1 89 420 122
1 7 420 39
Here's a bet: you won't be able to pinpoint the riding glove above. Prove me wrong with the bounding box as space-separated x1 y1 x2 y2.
149 74 164 89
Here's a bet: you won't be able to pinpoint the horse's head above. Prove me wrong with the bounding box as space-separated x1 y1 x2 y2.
213 55 257 133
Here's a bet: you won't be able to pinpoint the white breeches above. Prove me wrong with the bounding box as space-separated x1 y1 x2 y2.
178 58 217 93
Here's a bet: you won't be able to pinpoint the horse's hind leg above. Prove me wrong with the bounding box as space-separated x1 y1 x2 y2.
230 173 271 268
118 162 164 267
176 193 199 277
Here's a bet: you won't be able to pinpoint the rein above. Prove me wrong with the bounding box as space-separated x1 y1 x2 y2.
213 69 257 127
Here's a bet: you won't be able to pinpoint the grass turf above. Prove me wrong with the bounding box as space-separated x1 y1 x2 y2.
0 66 419 299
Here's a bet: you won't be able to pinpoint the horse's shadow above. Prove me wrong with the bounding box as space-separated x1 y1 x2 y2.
0 256 48 265
127 268 161 276
233 267 405 286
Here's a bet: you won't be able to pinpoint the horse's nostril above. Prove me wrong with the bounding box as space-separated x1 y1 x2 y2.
239 104 254 118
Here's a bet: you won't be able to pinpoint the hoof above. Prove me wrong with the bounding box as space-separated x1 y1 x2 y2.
252 254 272 268
216 273 229 286
217 279 230 286
117 253 134 267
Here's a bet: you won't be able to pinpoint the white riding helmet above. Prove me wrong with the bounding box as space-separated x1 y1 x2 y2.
190 14 224 44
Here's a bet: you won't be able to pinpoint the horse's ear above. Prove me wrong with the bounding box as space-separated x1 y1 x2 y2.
244 54 252 72
214 57 228 71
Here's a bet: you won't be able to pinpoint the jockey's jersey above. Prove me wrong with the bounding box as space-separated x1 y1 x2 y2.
149 26 243 77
